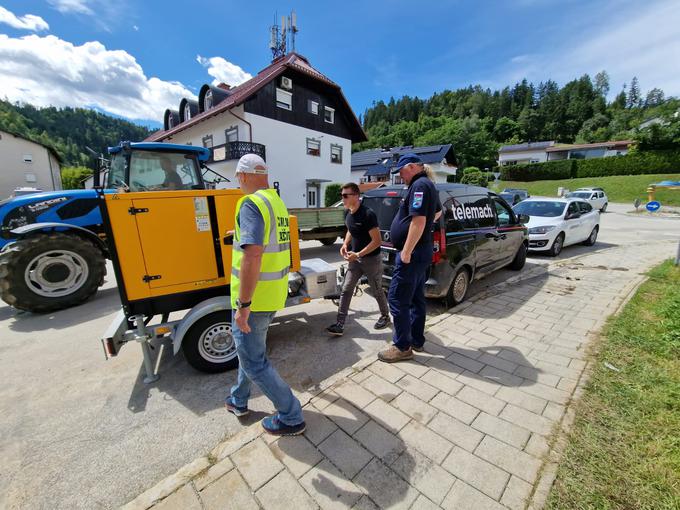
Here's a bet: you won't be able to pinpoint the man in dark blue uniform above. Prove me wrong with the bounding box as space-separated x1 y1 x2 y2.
379 154 437 363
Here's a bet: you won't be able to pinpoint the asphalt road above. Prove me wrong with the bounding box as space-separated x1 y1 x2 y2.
0 203 678 509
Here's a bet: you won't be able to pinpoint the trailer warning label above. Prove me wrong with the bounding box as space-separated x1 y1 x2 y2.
194 197 211 232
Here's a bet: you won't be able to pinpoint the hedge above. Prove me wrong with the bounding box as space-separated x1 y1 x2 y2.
324 183 342 206
499 159 575 181
499 150 680 181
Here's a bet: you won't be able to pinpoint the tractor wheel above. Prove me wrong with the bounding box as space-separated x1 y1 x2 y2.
0 233 106 313
320 237 337 246
182 311 239 373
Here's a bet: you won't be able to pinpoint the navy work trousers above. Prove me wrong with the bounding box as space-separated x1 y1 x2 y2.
388 249 431 351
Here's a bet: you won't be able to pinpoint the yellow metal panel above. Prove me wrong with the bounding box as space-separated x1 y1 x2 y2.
289 215 301 272
214 193 242 283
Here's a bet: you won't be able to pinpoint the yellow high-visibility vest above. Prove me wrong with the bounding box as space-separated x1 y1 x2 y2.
230 189 290 311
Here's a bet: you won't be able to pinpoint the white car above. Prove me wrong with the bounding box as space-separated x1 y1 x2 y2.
566 188 608 212
513 197 600 256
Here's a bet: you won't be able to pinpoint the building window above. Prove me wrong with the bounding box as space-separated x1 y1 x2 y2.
168 116 175 129
184 104 192 121
308 100 319 115
225 127 238 143
324 106 335 124
23 154 33 163
204 89 213 110
202 134 213 148
330 144 342 164
306 138 321 156
276 88 293 110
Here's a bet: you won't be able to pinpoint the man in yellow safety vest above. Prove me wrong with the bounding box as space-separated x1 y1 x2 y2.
225 154 305 436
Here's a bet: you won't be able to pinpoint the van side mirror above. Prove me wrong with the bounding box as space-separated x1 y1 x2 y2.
565 212 580 220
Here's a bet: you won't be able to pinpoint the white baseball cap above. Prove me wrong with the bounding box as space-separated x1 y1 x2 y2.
235 154 268 174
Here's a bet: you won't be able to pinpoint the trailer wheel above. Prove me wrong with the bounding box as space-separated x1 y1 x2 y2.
0 233 106 312
320 237 337 246
182 311 239 373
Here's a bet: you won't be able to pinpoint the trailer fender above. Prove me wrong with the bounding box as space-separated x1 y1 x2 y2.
173 296 231 355
10 222 108 254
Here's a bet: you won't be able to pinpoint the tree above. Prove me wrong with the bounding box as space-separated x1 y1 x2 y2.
594 70 610 97
644 88 665 108
627 77 641 108
61 166 92 189
324 183 342 207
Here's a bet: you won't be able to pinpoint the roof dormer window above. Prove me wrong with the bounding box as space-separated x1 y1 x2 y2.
168 116 175 129
205 90 213 110
184 104 192 121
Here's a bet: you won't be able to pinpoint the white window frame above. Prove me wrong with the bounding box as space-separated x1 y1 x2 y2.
276 88 293 111
306 138 321 157
330 144 343 164
184 104 192 121
225 126 238 143
324 106 335 124
23 154 33 163
202 134 213 148
308 100 319 115
204 89 213 110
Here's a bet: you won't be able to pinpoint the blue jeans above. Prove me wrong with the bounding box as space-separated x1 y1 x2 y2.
230 311 303 426
388 248 431 351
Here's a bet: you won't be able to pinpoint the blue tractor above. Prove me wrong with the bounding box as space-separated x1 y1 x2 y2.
0 141 217 312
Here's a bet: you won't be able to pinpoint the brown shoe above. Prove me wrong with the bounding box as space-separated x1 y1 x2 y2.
412 345 425 353
378 345 413 363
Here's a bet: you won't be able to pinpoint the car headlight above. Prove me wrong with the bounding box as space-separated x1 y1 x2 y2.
529 225 556 234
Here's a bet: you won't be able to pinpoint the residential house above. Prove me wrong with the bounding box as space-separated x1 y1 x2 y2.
498 140 634 166
351 144 457 185
146 52 367 208
0 130 62 199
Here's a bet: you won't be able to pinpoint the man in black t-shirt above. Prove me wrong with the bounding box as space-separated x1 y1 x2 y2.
326 183 390 336
378 154 437 363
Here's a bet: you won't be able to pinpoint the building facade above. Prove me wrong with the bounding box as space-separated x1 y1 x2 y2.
351 145 457 185
0 130 62 199
498 140 634 166
147 53 366 208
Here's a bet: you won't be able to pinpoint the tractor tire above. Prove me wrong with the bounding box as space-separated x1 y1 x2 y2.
0 233 106 313
181 311 239 373
320 237 337 246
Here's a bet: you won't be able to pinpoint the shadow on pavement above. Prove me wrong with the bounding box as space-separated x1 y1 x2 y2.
530 240 618 260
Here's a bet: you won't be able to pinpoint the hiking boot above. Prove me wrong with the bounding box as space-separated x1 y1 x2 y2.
374 315 391 330
224 397 250 417
262 415 306 436
378 345 413 363
326 323 344 336
412 344 425 353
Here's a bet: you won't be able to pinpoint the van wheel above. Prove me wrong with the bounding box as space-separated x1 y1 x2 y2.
582 226 598 246
509 243 527 270
549 233 565 257
320 237 337 246
445 268 470 308
182 311 239 373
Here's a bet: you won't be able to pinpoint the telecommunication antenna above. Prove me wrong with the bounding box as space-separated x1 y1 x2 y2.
269 10 299 61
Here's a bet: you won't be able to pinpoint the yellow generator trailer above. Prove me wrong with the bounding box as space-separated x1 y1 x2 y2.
99 188 338 383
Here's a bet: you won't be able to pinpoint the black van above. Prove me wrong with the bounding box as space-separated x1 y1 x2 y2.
362 184 529 306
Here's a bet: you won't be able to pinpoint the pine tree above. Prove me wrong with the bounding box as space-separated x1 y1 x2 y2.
627 77 641 108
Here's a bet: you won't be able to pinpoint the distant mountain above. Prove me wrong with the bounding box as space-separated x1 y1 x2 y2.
0 100 151 168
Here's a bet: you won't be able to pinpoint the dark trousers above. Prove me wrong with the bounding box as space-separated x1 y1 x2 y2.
337 255 389 325
388 250 431 351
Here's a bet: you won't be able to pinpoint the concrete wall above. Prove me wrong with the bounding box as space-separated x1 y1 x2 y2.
0 130 62 199
498 149 549 166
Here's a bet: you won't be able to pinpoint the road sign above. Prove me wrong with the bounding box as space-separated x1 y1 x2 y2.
646 201 661 212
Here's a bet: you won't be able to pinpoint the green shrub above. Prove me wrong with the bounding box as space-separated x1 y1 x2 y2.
324 183 342 207
61 166 93 189
460 169 488 187
500 160 575 181
462 166 480 175
576 150 680 177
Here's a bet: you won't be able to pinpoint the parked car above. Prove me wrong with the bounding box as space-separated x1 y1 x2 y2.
362 184 529 307
513 197 600 256
565 189 608 212
499 191 522 205
502 188 530 201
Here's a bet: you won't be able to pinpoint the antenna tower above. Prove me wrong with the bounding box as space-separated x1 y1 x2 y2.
269 10 298 61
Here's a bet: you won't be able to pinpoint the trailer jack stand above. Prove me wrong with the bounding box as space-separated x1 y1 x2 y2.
134 314 160 384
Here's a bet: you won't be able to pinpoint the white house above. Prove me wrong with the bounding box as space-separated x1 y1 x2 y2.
351 145 458 185
0 130 62 199
498 140 634 166
146 52 367 208
497 141 556 166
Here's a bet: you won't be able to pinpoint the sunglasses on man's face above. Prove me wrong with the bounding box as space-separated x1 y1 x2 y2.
341 193 357 198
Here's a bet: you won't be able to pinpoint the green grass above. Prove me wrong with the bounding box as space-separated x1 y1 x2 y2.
546 260 680 510
491 173 680 207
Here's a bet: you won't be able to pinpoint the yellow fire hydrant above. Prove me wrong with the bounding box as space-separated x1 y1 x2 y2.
646 185 656 202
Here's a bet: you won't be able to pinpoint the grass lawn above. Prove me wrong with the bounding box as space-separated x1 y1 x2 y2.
547 260 680 510
491 173 680 207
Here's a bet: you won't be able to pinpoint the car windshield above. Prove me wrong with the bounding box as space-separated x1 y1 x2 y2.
499 193 514 201
566 192 592 199
514 201 566 217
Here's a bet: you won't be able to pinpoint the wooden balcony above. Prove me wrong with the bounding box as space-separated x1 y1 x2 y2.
208 141 266 163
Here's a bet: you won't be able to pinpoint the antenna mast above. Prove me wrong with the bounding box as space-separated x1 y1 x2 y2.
269 10 299 61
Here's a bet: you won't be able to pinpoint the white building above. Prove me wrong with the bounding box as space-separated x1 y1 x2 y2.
498 140 634 166
0 130 62 199
146 52 366 208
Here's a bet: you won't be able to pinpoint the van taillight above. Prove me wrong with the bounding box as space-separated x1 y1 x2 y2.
433 227 446 264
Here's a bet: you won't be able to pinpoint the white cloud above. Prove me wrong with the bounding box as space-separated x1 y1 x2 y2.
47 0 93 15
497 0 680 97
0 6 49 31
0 34 195 122
133 25 139 31
196 55 252 87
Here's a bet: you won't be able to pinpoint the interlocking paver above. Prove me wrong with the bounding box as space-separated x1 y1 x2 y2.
199 469 259 510
334 380 377 409
318 429 373 478
154 484 201 510
324 398 370 435
304 405 339 446
524 432 550 459
231 438 284 490
456 386 506 416
368 361 405 383
362 374 402 401
364 397 411 433
269 435 323 479
420 369 464 396
500 403 555 436
392 449 456 504
410 495 440 510
543 401 566 422
354 420 405 464
353 458 419 510
446 352 485 373
397 420 453 464
351 495 379 510
471 412 530 449
194 457 234 491
442 447 510 500
501 475 533 510
391 391 438 424
441 479 506 510
475 435 542 483
494 385 547 414
430 392 480 424
300 459 363 510
256 469 317 510
394 359 430 378
395 374 439 402
456 370 500 395
428 411 484 452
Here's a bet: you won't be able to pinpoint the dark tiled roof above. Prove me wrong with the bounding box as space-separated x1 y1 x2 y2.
351 144 456 172
498 141 555 153
147 52 366 143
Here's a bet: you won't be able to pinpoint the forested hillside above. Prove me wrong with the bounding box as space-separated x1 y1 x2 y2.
0 100 151 168
356 72 680 168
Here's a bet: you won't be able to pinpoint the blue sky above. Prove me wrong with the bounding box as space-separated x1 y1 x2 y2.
1 0 679 129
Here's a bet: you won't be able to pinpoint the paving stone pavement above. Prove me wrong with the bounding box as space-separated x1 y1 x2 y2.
121 240 676 510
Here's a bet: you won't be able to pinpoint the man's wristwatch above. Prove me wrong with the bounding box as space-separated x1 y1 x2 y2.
235 298 251 309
